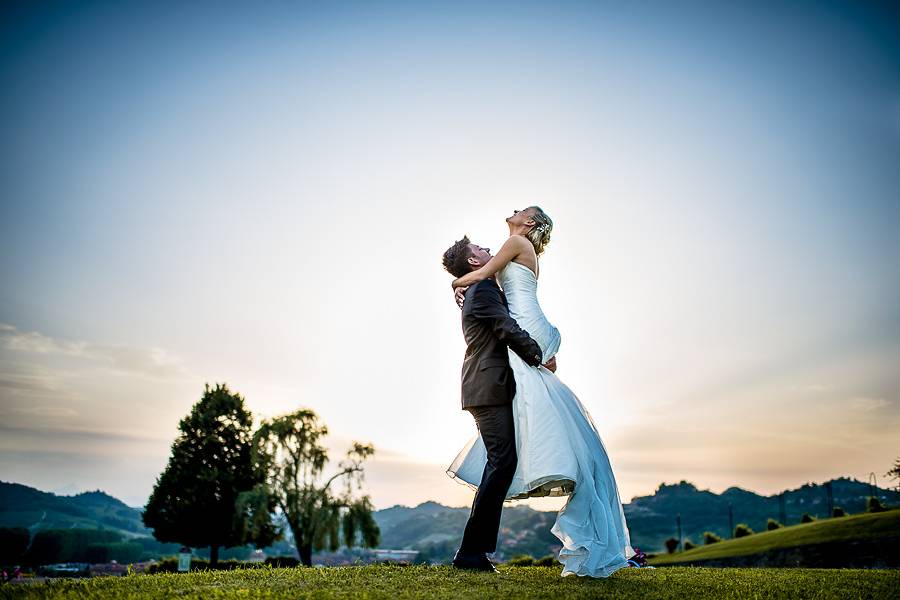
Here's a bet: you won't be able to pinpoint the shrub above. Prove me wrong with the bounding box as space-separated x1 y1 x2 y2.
264 556 300 568
801 513 816 523
867 497 886 513
683 540 696 551
733 523 754 538
507 554 534 566
832 506 846 517
533 555 558 567
703 531 721 545
766 518 782 531
664 538 679 554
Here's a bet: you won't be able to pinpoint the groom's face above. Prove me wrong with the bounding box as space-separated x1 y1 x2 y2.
467 243 492 270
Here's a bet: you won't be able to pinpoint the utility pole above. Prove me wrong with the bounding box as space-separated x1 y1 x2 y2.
779 492 787 525
825 481 834 517
676 514 682 552
728 502 734 538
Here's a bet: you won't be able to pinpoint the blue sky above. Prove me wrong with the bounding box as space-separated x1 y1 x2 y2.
1 0 899 508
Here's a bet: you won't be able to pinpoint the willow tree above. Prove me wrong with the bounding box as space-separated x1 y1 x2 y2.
252 409 380 566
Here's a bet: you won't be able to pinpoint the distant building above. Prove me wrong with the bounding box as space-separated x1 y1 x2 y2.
247 549 266 563
89 561 128 577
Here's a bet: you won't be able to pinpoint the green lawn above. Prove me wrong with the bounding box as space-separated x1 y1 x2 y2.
650 509 900 565
2 566 899 599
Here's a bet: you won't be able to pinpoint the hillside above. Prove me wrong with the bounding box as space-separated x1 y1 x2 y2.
649 509 900 568
0 481 150 537
622 477 900 551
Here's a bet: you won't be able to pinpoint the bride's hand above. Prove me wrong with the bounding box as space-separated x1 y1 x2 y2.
542 356 557 373
454 286 468 309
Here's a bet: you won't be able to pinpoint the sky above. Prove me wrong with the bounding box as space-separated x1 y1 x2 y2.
1 0 899 511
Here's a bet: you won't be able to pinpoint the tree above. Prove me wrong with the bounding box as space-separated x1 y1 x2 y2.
0 527 30 564
664 537 679 553
766 518 782 531
703 531 721 545
867 496 886 513
143 383 267 567
886 457 900 491
234 483 282 550
733 523 754 538
252 409 380 566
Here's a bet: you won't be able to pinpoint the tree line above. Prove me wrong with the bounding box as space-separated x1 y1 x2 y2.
0 527 179 566
664 498 891 553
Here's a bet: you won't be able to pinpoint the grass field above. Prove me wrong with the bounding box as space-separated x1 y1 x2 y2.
2 565 899 599
649 509 900 566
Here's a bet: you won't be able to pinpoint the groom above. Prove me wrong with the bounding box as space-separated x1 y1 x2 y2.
442 236 544 572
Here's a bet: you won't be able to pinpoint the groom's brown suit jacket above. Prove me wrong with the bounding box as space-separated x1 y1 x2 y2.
459 278 543 410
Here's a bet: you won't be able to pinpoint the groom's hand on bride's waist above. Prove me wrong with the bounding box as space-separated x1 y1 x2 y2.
542 356 557 373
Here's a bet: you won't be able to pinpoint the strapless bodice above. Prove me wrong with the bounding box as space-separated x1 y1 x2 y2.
497 261 561 362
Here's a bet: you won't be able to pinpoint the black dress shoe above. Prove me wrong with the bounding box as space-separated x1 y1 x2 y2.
452 552 498 572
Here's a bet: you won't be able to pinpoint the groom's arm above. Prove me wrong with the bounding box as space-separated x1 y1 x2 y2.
468 283 543 367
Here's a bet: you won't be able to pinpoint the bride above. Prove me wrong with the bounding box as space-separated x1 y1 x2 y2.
446 206 638 577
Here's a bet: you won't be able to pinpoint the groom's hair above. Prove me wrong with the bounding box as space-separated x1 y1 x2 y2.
442 236 473 278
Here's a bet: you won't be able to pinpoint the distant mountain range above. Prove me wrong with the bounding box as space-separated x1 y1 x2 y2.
2 477 898 558
374 477 900 558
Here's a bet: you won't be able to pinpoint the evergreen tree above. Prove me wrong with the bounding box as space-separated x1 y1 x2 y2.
252 408 380 566
142 383 266 566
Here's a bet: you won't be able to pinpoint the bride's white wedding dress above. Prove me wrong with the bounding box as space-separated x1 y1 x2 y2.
446 260 635 577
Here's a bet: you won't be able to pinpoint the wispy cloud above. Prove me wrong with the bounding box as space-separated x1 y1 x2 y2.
10 405 79 418
788 383 833 393
0 323 192 381
849 396 892 411
0 370 66 395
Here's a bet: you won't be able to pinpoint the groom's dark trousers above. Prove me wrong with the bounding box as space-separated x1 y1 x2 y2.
457 278 543 555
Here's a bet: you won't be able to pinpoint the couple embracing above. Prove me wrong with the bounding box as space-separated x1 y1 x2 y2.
441 207 650 577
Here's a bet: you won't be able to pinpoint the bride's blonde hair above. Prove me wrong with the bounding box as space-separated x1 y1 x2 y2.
524 206 553 256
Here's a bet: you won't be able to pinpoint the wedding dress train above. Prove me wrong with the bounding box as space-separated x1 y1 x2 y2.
446 261 635 577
